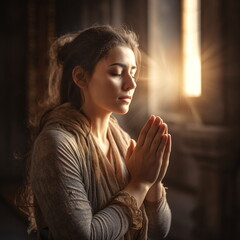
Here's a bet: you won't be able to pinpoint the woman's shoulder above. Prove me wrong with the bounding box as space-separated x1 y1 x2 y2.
33 124 80 157
30 125 85 183
38 123 76 142
31 124 86 174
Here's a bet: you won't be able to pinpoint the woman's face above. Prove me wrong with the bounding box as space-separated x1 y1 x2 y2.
83 46 137 115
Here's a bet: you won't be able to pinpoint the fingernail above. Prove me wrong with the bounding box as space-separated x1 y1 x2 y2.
156 116 161 122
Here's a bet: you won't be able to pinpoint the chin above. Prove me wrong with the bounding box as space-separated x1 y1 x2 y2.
115 107 130 115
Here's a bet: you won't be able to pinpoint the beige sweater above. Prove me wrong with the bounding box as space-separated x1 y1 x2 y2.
30 104 171 240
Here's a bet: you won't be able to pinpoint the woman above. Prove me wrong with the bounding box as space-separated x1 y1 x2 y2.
27 25 171 240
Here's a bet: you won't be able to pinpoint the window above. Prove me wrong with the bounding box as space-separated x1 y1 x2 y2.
147 0 201 121
182 0 201 97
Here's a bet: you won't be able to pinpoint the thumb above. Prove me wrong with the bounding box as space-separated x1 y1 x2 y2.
125 139 136 162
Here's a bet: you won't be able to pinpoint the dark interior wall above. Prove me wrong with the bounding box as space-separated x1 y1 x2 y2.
194 1 240 239
224 0 240 125
0 1 28 181
192 0 240 126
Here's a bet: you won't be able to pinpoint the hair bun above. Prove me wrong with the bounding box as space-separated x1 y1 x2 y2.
49 33 78 65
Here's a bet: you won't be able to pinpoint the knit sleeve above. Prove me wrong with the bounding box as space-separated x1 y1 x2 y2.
30 129 130 240
144 196 171 239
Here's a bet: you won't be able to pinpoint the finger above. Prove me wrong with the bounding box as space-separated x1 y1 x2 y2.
164 134 172 154
156 133 168 158
163 122 168 134
125 139 135 162
143 116 162 149
137 115 155 147
150 123 166 153
152 134 168 177
158 134 171 181
159 117 163 125
132 139 137 148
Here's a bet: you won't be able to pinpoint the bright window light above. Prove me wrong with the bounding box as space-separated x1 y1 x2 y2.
183 0 201 97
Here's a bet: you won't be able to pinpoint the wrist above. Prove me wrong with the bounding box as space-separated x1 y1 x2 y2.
145 182 165 202
152 181 162 188
124 181 150 208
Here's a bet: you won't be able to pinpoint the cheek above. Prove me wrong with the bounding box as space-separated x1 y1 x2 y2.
97 78 121 95
88 71 122 97
107 77 122 89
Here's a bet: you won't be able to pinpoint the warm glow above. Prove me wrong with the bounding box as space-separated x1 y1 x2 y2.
183 0 201 97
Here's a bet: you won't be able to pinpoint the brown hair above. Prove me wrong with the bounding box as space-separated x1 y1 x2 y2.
35 25 140 130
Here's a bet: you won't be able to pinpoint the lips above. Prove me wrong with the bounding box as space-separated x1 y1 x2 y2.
118 96 132 100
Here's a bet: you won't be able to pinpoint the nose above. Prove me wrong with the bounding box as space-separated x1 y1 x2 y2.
123 73 137 91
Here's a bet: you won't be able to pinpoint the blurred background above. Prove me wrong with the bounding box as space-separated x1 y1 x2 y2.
1 0 240 239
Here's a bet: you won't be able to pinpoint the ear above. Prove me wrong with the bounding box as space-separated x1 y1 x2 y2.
72 66 87 88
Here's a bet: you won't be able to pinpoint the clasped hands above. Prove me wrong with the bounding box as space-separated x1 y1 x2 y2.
125 115 171 193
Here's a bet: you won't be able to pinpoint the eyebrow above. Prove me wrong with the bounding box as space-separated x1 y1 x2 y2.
109 63 137 69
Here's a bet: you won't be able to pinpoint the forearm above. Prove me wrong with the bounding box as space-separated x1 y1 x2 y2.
145 197 171 239
91 205 130 240
144 183 171 239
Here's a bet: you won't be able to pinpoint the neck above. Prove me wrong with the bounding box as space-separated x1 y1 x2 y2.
81 106 111 142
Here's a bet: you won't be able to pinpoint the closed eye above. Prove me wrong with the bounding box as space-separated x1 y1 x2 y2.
111 72 136 80
110 72 122 77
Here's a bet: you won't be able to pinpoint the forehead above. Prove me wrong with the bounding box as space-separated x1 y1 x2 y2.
104 46 136 67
